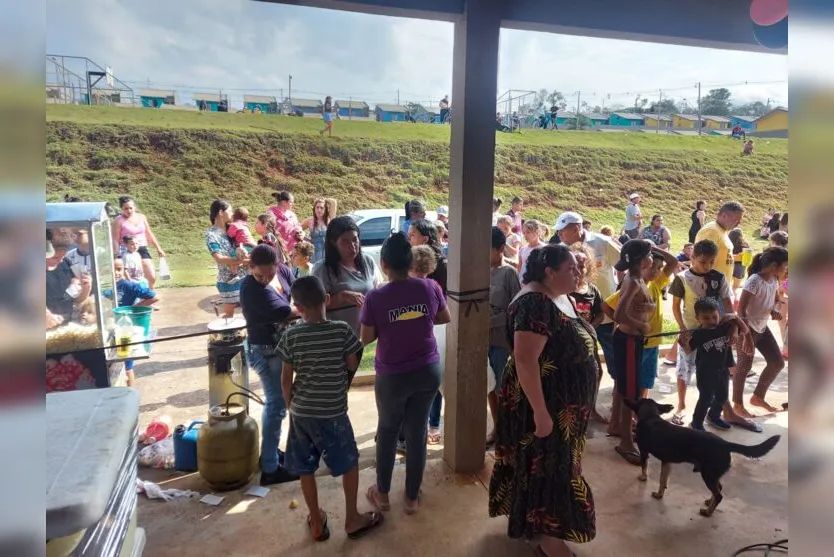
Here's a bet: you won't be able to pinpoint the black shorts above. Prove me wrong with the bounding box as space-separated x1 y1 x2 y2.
613 328 644 402
138 246 152 260
733 262 745 279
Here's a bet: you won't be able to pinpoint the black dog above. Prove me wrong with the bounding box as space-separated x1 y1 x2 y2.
623 398 780 516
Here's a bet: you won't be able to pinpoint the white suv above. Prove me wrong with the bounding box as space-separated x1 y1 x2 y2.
348 208 438 270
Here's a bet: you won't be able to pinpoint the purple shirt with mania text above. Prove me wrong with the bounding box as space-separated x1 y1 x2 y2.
360 277 446 375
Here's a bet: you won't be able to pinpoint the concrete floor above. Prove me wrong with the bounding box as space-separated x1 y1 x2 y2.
135 287 788 557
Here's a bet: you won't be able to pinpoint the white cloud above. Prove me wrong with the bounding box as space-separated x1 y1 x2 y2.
46 0 788 109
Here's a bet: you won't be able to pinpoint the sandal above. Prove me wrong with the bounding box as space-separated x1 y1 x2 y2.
427 427 442 445
346 511 384 540
366 485 390 511
614 446 641 466
670 414 685 426
307 509 330 542
729 419 763 433
404 492 420 515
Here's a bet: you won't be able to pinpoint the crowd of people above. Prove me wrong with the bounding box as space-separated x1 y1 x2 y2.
49 188 787 553
191 187 789 554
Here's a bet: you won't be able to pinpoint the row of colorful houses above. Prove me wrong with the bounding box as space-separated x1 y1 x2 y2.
605 108 787 133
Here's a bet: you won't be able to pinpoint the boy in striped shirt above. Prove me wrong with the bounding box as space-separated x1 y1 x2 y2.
279 276 383 542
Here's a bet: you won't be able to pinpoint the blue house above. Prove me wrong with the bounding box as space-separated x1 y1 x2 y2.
244 94 277 113
334 100 369 118
375 104 408 122
288 98 323 115
585 113 609 127
608 112 645 127
730 115 757 130
193 92 226 111
139 89 175 108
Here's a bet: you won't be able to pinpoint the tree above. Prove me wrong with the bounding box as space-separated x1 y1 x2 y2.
547 90 567 111
700 88 732 116
677 98 694 113
649 98 679 115
532 88 549 112
564 114 593 130
733 100 768 117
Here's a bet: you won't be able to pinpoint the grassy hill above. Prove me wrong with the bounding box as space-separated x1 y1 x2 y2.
46 105 788 286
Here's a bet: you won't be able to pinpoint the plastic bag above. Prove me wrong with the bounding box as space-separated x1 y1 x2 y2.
138 438 175 469
158 257 172 281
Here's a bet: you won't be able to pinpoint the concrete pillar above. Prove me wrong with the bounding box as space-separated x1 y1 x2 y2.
443 0 501 473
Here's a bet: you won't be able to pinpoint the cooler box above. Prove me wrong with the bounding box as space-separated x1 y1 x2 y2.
46 388 144 557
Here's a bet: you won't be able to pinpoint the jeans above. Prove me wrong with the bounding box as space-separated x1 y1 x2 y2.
247 344 286 473
488 345 511 393
428 392 443 429
375 362 442 500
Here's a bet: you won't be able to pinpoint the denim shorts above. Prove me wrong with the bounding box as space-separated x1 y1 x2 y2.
488 345 510 393
284 413 359 477
641 347 659 390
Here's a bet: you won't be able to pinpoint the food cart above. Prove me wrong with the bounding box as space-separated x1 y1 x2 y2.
46 202 148 392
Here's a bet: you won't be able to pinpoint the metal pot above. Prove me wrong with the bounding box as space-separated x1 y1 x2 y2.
197 403 258 491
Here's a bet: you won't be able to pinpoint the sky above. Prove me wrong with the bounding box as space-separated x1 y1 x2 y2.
45 0 789 111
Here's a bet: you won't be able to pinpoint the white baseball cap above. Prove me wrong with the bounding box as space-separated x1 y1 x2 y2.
629 192 641 200
437 205 449 216
554 211 584 231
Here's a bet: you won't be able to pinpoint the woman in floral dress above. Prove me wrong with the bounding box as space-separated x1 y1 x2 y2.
206 199 248 318
489 244 597 557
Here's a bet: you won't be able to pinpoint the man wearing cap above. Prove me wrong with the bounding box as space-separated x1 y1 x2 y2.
624 193 643 239
554 211 621 377
436 205 449 226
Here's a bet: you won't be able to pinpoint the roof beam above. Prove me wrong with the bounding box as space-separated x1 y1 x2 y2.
258 0 785 54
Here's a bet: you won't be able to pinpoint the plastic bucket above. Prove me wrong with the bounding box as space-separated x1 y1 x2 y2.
114 306 153 336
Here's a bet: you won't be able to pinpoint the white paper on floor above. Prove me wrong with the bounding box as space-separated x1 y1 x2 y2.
136 478 200 502
245 486 270 498
200 494 225 506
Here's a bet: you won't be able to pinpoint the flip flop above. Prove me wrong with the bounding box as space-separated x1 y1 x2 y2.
307 510 330 542
366 485 390 511
347 511 384 540
670 414 685 426
615 446 641 466
729 419 763 433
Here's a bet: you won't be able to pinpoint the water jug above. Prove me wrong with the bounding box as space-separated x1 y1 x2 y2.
197 403 258 491
173 421 203 472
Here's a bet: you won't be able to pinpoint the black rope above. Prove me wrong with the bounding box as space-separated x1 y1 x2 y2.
447 287 491 318
732 539 787 556
46 328 221 358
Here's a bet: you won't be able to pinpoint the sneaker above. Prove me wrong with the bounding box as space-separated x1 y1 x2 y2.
690 422 705 431
662 359 676 366
707 417 732 430
260 466 299 486
396 440 407 454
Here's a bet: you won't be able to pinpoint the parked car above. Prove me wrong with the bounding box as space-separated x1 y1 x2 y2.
349 208 438 270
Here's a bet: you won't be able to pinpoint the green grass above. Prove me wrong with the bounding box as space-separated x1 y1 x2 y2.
46 104 787 287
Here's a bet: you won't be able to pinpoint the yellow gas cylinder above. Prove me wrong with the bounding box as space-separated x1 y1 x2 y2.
197 403 259 491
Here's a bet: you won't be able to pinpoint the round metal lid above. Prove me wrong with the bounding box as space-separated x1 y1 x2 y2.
207 317 247 332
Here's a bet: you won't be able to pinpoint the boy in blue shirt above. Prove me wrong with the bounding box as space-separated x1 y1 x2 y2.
113 258 158 386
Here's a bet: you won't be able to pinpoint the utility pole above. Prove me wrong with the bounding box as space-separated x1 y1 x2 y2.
656 89 662 134
288 75 292 104
349 96 352 120
397 89 400 105
575 91 581 130
696 81 702 136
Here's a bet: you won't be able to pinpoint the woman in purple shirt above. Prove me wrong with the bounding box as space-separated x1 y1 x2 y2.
239 244 299 486
360 233 451 515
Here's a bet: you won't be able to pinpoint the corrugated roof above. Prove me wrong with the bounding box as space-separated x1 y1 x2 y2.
754 106 788 122
290 98 322 108
642 113 673 121
731 115 757 123
584 113 608 120
611 112 644 120
334 99 369 109
244 94 276 104
674 113 703 121
193 92 224 102
376 104 408 113
703 115 731 122
139 89 175 98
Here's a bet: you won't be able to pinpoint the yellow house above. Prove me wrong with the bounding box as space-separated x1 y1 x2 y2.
672 114 703 128
703 115 731 129
643 113 672 128
754 107 788 132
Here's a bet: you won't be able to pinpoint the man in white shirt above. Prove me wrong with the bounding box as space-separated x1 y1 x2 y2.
624 193 643 239
554 211 622 381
